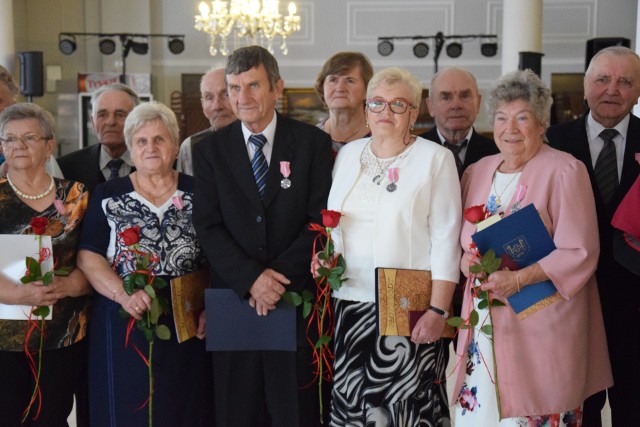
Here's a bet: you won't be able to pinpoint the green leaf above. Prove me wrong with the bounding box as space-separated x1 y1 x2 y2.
315 335 331 349
490 299 506 307
469 309 479 327
302 301 312 318
53 268 71 277
144 285 156 299
42 271 54 286
301 289 314 302
33 306 49 318
328 276 342 291
446 316 465 327
149 297 161 325
142 327 154 342
480 324 493 336
141 253 150 270
477 290 489 300
134 273 147 288
469 264 484 274
331 265 345 276
153 277 168 289
460 324 469 330
317 251 328 261
155 324 171 340
282 291 302 306
477 299 489 310
25 257 41 277
325 240 334 255
123 275 135 294
20 274 37 284
316 266 330 277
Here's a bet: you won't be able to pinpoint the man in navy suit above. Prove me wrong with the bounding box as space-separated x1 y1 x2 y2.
193 46 332 427
58 83 140 191
547 46 640 427
421 67 498 176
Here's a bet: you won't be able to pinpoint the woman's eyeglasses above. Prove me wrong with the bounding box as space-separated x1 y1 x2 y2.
366 98 415 114
0 134 49 147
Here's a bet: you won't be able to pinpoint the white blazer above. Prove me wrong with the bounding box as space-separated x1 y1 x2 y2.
328 137 462 302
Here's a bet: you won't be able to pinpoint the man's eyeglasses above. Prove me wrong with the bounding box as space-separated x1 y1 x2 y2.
366 98 415 114
0 134 50 147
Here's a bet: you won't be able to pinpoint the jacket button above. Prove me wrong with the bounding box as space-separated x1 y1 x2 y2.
256 216 262 223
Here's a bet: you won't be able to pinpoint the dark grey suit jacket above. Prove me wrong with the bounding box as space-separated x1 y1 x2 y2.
57 144 104 192
420 127 499 173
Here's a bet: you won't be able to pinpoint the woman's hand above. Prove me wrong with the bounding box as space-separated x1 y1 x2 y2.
460 251 479 279
410 309 446 344
119 289 152 320
196 311 206 339
480 270 519 300
48 269 91 299
13 280 65 307
310 252 337 278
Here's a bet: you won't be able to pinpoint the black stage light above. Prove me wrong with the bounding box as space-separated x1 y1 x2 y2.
99 38 117 55
168 37 185 54
377 39 394 56
446 42 463 58
481 42 498 57
130 40 149 55
413 42 429 58
59 36 77 55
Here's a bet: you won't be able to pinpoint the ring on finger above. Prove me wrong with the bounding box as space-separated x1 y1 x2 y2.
135 306 141 312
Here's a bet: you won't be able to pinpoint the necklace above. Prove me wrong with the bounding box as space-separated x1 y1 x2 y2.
134 173 177 205
492 171 520 206
362 138 413 185
6 173 55 200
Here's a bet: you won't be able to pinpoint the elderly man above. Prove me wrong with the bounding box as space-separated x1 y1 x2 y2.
57 83 140 191
177 67 236 175
421 67 498 177
193 46 332 427
547 46 640 427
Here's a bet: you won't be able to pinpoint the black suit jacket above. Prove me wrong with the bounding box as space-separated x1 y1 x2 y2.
58 144 135 192
420 127 499 173
547 114 640 305
193 112 332 308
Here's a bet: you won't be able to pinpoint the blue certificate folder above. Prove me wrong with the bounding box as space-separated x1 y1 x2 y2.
472 203 560 319
205 288 296 351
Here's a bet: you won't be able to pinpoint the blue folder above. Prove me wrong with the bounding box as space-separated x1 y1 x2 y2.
472 203 561 318
205 288 296 351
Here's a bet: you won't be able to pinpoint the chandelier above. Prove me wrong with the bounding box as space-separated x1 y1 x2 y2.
194 0 301 56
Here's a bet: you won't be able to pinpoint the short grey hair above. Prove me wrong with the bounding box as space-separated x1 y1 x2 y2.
200 66 226 95
486 69 553 128
91 83 141 118
0 103 55 139
0 65 19 97
123 101 180 151
585 46 640 79
367 67 422 107
225 45 281 90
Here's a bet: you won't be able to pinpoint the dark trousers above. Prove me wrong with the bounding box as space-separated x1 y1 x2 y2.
0 340 87 427
583 289 640 427
212 346 329 427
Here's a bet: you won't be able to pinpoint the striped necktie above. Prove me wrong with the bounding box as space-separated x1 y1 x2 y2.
249 134 268 198
443 139 468 177
594 129 619 204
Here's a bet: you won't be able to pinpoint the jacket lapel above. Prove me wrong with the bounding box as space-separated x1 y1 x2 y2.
263 114 295 208
224 122 264 210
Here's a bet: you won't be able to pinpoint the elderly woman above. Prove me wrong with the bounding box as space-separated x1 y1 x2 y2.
0 66 63 179
452 69 613 425
0 103 90 424
77 102 212 426
315 51 373 154
327 67 461 425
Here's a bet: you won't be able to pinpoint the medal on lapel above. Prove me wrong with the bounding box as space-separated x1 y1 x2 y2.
386 167 398 192
280 161 292 189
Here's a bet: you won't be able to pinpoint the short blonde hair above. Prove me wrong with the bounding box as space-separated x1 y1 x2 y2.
367 67 422 107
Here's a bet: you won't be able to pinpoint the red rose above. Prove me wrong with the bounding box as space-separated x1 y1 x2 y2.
321 209 342 228
119 226 141 246
464 205 486 224
30 217 48 235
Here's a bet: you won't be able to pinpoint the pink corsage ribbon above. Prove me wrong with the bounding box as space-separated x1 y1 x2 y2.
53 199 66 215
387 167 399 183
172 195 184 210
280 161 291 178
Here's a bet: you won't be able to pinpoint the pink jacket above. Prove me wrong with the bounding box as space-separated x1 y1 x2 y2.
451 144 613 418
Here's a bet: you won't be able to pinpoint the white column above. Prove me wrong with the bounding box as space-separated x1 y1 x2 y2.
0 0 15 71
501 0 543 74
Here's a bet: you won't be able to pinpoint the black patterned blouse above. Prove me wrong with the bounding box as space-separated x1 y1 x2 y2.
0 178 90 351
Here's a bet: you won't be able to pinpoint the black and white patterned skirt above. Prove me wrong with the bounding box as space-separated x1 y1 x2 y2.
330 299 450 427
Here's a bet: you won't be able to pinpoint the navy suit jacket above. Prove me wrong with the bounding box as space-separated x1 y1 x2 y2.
192 113 332 334
420 127 499 173
547 114 640 305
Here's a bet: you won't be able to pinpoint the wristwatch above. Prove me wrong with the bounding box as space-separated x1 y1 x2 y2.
428 305 450 319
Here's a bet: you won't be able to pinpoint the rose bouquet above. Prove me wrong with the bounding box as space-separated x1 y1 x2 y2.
115 226 171 427
283 209 347 423
20 217 71 422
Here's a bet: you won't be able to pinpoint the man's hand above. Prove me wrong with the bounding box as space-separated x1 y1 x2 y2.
248 268 291 316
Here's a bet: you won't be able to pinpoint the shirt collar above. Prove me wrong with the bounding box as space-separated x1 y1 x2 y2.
99 145 133 170
436 127 473 145
587 112 629 142
242 113 278 147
